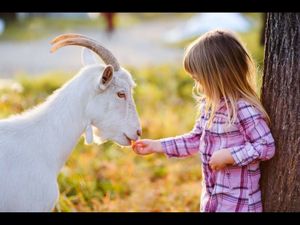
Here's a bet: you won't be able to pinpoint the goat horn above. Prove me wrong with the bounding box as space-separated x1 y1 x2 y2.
50 34 120 71
50 33 96 45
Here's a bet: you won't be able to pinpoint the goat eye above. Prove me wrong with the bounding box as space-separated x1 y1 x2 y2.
117 92 126 99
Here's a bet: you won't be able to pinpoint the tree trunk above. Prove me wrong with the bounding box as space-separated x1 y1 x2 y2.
261 13 300 212
260 13 267 46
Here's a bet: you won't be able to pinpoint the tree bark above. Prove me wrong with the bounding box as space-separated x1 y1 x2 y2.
261 13 300 212
260 13 267 46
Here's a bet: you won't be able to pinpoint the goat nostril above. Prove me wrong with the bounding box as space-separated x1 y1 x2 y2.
137 129 142 137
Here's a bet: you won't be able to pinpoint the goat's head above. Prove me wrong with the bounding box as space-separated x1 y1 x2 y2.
50 33 141 146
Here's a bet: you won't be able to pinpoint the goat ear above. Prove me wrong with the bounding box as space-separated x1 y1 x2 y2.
81 47 98 66
99 65 114 90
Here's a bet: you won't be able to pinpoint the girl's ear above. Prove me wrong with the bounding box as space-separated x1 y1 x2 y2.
81 47 98 66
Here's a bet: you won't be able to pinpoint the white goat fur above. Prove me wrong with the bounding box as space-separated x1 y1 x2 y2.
0 48 141 211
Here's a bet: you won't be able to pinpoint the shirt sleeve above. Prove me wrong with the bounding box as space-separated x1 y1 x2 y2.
159 117 202 158
229 102 276 167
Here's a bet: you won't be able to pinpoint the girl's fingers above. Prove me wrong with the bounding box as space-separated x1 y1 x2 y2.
135 143 147 149
132 139 154 155
135 142 145 146
131 140 137 148
135 140 147 146
133 145 152 155
142 145 152 153
133 144 145 153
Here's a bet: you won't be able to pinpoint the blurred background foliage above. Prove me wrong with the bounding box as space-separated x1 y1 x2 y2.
0 13 265 211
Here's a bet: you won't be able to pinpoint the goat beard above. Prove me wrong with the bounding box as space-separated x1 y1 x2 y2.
84 124 105 145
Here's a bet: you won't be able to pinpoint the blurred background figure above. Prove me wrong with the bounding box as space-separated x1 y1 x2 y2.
101 13 116 35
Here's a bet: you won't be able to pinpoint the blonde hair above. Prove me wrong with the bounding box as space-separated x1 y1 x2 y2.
183 29 270 127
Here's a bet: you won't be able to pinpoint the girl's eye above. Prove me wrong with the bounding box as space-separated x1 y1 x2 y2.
117 92 126 99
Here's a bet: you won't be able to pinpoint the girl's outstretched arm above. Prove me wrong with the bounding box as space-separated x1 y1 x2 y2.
133 99 206 157
133 118 202 157
132 139 163 155
159 118 202 158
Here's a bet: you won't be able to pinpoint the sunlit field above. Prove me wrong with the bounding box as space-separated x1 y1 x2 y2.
0 13 264 211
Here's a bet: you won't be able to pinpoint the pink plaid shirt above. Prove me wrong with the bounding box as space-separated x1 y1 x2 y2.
160 98 275 212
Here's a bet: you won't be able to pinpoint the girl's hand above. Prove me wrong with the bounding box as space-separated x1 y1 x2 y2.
209 149 235 171
132 139 163 155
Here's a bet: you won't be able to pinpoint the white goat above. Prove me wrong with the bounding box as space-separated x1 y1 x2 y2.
0 34 141 212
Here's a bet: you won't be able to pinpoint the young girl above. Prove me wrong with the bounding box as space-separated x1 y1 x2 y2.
132 29 275 212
